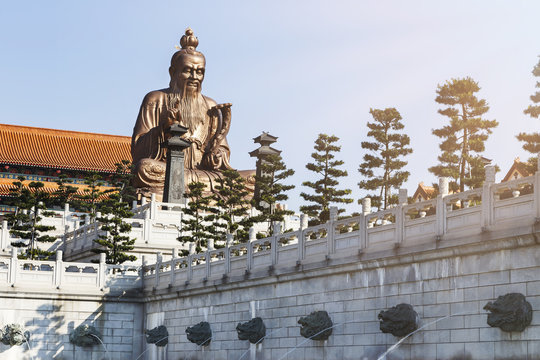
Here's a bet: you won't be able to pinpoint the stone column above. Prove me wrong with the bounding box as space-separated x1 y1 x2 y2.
485 165 496 184
300 214 308 230
398 189 408 205
439 177 449 196
362 198 371 215
329 206 338 222
249 227 256 241
163 124 191 204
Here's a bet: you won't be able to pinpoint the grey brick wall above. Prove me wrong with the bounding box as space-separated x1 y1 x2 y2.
0 296 143 360
144 234 540 360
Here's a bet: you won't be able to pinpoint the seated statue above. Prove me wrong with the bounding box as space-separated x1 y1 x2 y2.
132 28 251 199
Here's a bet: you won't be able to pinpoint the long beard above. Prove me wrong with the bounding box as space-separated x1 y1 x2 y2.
169 85 208 131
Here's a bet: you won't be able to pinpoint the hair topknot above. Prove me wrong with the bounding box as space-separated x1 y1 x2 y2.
180 28 199 50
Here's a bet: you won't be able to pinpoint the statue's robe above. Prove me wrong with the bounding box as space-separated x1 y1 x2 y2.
131 88 233 199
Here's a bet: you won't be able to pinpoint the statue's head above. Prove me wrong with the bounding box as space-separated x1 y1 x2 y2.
169 28 206 95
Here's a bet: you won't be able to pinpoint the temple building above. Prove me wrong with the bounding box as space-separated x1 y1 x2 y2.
0 123 131 214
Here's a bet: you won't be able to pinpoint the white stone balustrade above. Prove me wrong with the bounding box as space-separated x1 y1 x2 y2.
0 248 141 294
62 197 293 262
0 205 88 254
143 169 540 291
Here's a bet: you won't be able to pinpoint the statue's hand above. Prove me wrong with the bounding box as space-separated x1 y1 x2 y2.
201 151 223 169
209 103 232 121
160 109 181 132
161 108 181 134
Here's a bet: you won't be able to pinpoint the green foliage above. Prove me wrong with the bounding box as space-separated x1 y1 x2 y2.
253 154 295 234
72 172 106 224
5 177 56 260
300 134 353 224
212 169 253 243
91 161 137 264
517 56 540 155
52 175 78 209
429 77 498 192
358 108 412 211
178 182 219 253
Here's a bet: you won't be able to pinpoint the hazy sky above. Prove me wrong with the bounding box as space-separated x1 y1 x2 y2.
1 1 538 213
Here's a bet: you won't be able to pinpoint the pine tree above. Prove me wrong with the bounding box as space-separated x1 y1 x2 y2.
72 172 106 224
92 161 137 264
517 56 540 172
358 108 412 210
178 182 218 253
5 177 57 260
252 154 295 234
300 134 353 224
429 77 498 192
212 169 253 242
52 174 78 209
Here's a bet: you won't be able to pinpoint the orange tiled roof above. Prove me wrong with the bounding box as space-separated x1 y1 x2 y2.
412 182 436 202
0 124 132 173
0 177 112 197
501 157 531 182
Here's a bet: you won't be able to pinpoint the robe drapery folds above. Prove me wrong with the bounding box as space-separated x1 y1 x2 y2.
131 88 231 195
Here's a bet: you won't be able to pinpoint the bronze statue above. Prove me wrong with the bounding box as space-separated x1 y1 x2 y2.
132 28 234 199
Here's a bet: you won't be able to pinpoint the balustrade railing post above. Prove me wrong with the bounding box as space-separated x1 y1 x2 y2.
271 224 281 265
327 207 337 255
143 218 151 244
396 205 404 246
247 227 255 271
482 166 496 230
155 252 162 288
150 194 157 220
170 248 178 286
361 198 371 249
141 255 147 289
63 203 69 230
98 253 106 290
55 250 63 289
396 190 407 246
298 215 307 262
225 234 233 275
144 198 150 220
94 212 101 242
205 251 211 280
1 220 8 251
436 177 449 238
9 248 17 286
187 254 193 282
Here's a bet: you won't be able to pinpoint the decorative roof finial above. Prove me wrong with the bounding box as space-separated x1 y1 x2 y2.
180 28 199 50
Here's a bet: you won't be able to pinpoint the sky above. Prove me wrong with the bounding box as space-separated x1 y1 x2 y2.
0 1 539 213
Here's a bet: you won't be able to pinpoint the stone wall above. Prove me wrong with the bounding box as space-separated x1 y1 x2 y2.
0 253 143 360
0 293 143 360
143 226 540 360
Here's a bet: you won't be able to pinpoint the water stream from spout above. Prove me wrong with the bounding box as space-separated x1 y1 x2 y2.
276 320 357 360
23 337 34 360
183 336 212 360
134 335 169 360
89 334 111 360
237 327 286 360
376 311 468 360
